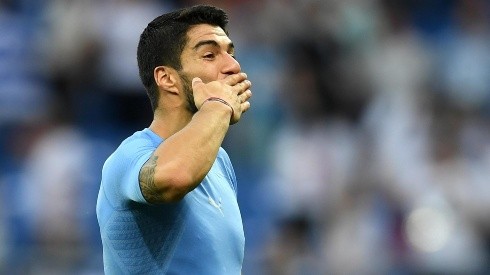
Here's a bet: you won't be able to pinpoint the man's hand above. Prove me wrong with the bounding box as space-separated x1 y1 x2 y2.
192 73 252 124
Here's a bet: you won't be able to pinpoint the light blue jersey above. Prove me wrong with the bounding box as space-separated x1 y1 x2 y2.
96 128 244 274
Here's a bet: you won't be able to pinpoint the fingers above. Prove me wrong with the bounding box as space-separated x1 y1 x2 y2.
224 72 247 86
237 89 252 116
236 89 252 115
225 73 251 101
241 101 251 113
237 80 252 94
239 89 252 103
194 73 252 124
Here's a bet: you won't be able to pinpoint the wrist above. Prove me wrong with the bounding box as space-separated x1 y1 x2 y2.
201 97 234 122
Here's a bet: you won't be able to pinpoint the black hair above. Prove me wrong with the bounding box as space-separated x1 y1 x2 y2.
137 5 229 111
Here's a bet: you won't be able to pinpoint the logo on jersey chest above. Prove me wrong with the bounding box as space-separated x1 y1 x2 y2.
208 196 224 216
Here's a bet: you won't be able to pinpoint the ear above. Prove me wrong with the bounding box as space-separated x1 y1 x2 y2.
154 66 180 95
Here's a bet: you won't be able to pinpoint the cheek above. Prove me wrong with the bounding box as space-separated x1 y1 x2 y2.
195 68 221 83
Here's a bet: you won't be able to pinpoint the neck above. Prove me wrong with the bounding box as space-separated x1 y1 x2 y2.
149 106 193 139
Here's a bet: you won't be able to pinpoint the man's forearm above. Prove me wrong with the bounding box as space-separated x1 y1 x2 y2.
141 101 231 202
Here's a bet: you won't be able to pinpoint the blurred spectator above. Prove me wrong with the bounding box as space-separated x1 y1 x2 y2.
265 216 323 275
436 0 490 112
95 0 169 129
1 92 111 273
0 0 51 126
44 0 104 91
261 1 374 273
365 0 433 209
19 123 92 273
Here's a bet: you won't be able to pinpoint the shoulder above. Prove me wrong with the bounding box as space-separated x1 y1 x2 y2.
103 129 161 174
216 147 238 192
217 147 232 164
216 147 235 173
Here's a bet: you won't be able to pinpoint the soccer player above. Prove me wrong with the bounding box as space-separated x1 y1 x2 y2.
96 5 252 274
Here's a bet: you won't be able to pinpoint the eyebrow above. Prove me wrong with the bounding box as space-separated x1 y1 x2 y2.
192 40 234 52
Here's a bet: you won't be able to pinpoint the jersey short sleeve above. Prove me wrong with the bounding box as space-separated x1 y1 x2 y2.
101 130 162 206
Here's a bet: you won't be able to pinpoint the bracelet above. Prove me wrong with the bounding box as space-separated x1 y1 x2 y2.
203 97 234 121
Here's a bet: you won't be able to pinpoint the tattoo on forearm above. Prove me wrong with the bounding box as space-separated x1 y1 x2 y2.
139 155 160 203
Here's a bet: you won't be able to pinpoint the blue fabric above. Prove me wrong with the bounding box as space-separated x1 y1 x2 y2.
96 128 244 274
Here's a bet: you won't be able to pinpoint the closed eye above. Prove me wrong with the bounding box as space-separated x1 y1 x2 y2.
203 53 216 60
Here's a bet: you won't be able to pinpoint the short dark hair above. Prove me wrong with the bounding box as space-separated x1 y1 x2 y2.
137 5 229 111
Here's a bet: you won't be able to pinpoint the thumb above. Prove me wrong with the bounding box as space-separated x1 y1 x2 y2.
192 77 203 88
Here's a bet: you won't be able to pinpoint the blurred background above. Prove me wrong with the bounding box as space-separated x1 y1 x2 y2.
1 0 490 274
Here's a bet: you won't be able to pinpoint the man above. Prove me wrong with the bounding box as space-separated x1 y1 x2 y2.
96 5 252 274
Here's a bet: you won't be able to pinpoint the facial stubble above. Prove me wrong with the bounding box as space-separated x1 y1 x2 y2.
178 72 198 114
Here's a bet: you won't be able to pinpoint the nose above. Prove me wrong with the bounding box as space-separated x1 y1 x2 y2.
221 52 241 75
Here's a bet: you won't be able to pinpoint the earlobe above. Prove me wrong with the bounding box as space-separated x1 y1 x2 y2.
154 66 179 94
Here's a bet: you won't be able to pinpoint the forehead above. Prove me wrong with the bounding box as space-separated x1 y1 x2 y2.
185 24 231 49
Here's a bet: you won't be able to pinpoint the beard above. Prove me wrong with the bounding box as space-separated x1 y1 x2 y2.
178 72 198 114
